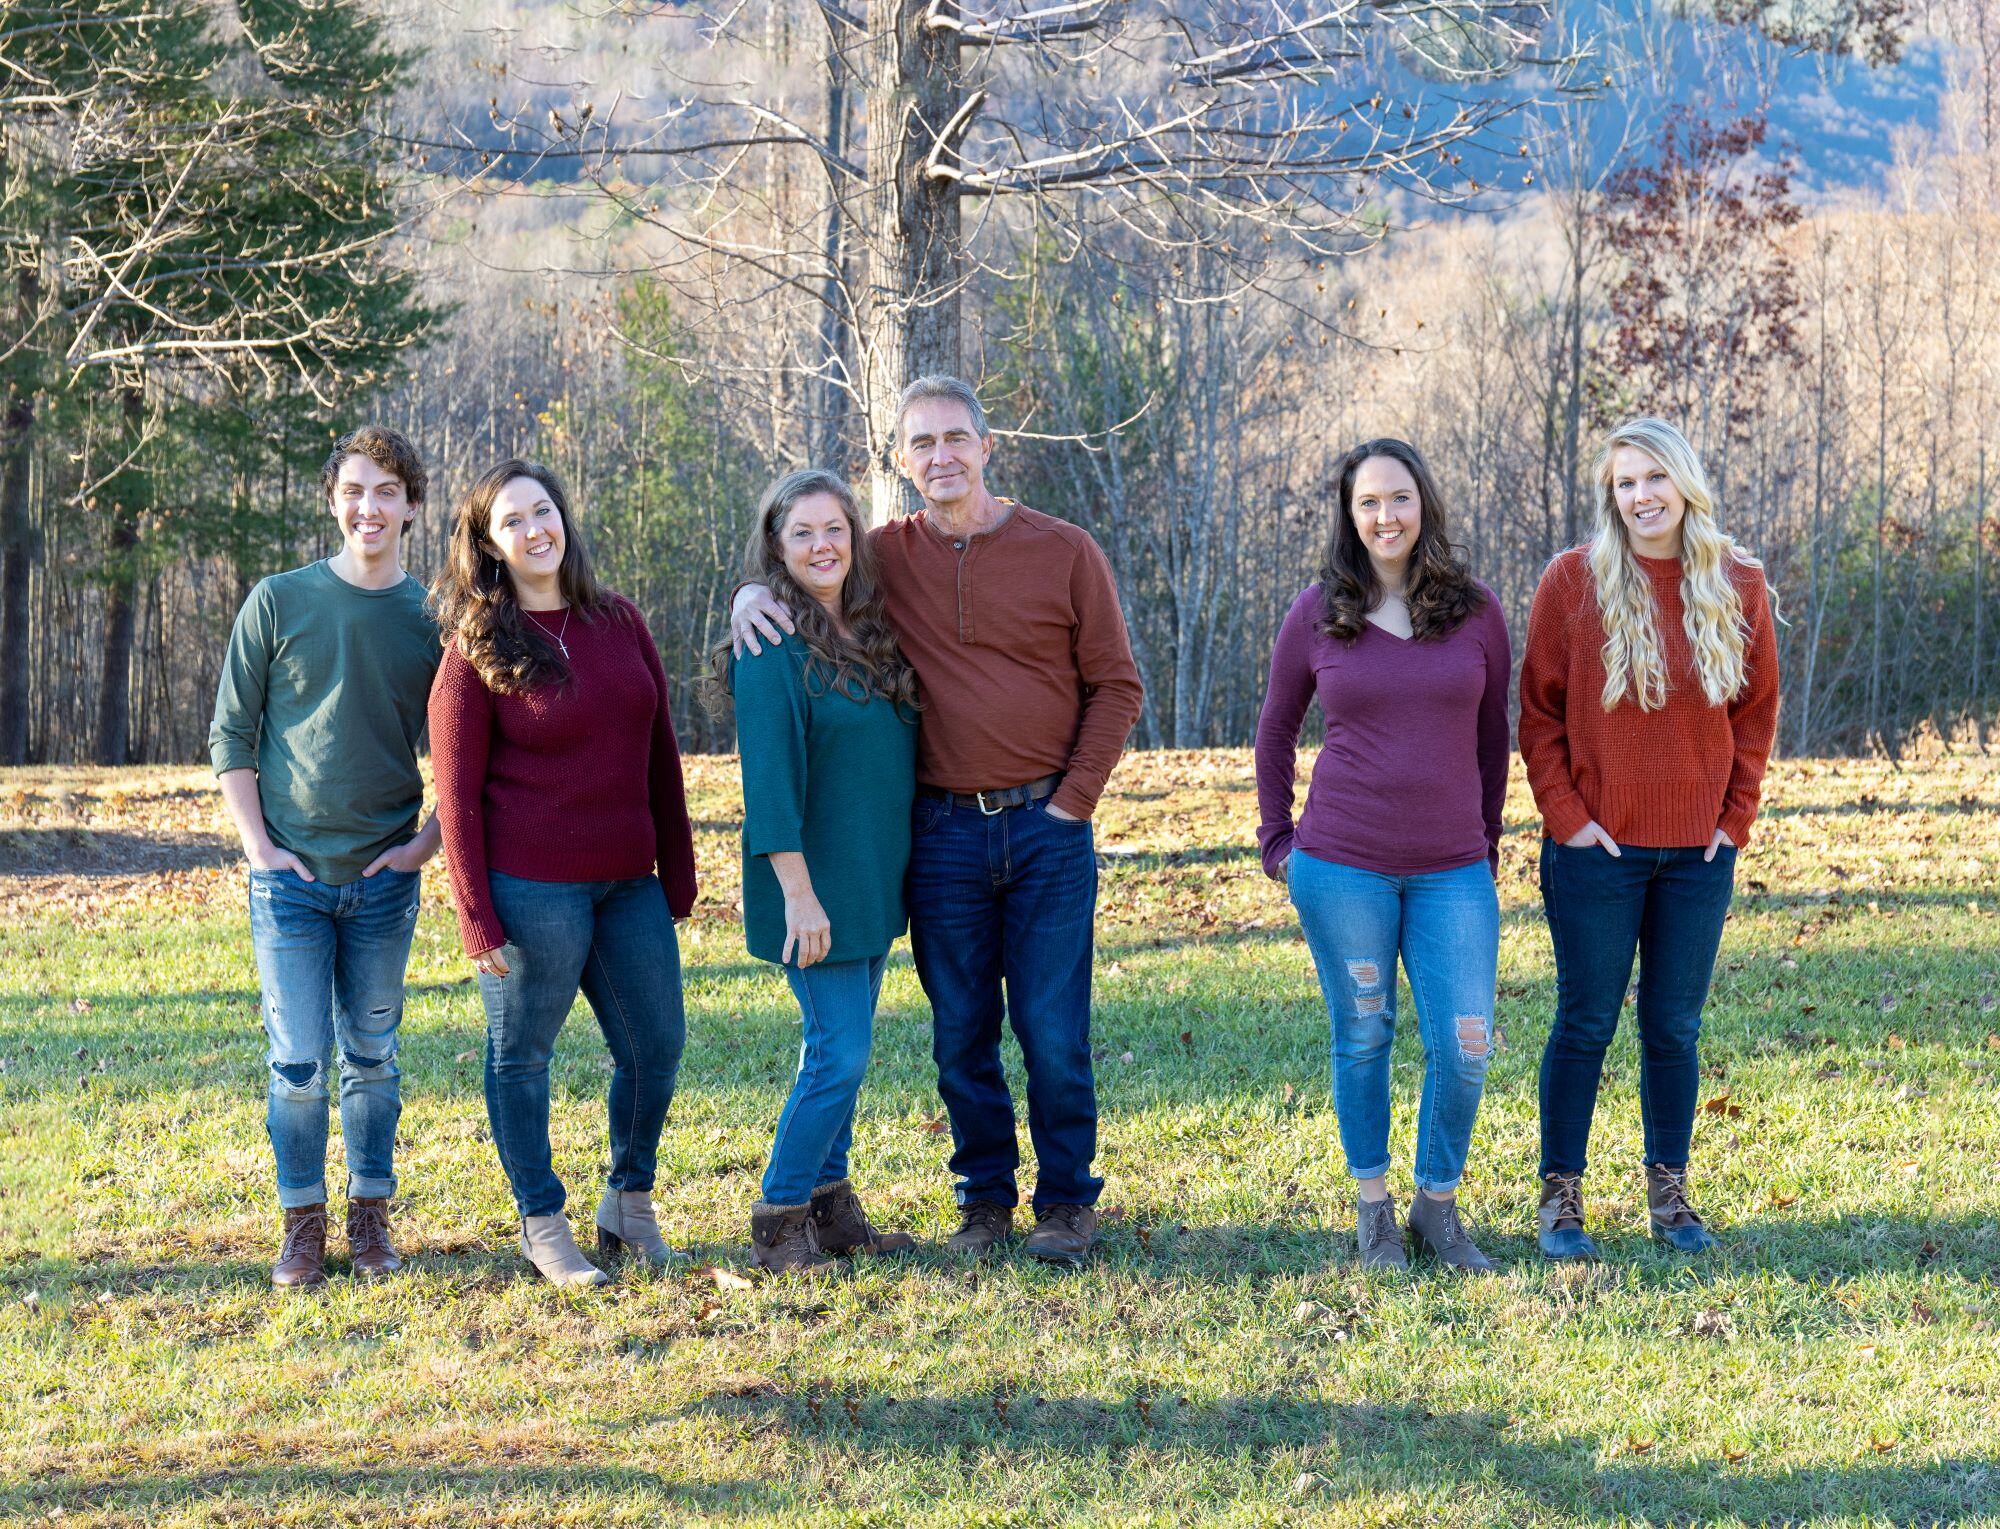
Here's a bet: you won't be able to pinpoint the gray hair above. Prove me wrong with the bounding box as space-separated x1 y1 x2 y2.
895 374 989 444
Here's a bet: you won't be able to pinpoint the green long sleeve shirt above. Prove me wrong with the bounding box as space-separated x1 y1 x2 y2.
208 562 439 885
732 634 918 966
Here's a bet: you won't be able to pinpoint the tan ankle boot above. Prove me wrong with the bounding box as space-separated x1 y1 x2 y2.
750 1201 833 1276
519 1214 609 1287
595 1187 684 1268
346 1197 402 1278
273 1204 328 1289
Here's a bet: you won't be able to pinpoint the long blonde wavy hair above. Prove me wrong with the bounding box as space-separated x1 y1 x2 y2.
1588 417 1763 712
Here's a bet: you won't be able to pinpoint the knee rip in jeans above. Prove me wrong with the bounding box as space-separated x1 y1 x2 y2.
1346 959 1386 1016
271 1059 322 1094
1455 1014 1491 1061
342 1048 396 1074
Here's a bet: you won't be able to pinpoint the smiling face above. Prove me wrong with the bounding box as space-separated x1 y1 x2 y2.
483 474 566 592
328 454 414 563
1610 445 1687 558
1348 454 1423 584
777 491 852 612
897 396 992 511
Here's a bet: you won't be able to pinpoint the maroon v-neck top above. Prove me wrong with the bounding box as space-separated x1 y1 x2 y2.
1254 583 1512 881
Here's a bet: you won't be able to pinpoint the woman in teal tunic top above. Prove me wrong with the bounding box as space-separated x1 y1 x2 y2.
710 469 921 1275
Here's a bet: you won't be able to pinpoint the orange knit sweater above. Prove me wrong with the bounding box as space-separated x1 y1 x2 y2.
1518 548 1779 848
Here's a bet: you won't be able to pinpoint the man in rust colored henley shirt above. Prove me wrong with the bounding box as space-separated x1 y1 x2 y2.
733 374 1144 1265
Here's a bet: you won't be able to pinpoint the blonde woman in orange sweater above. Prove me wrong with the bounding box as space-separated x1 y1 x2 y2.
1518 417 1779 1261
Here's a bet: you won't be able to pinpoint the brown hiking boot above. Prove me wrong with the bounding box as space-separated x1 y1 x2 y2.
809 1179 915 1257
1355 1193 1408 1272
1645 1164 1720 1254
1537 1172 1600 1261
750 1201 834 1276
947 1200 1014 1258
1406 1191 1496 1274
1023 1204 1097 1266
273 1204 328 1289
345 1197 402 1278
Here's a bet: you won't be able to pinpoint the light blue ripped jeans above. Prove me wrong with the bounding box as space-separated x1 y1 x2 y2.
1287 850 1499 1194
248 866 421 1208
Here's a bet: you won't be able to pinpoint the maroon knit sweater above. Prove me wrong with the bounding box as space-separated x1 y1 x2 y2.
428 596 697 956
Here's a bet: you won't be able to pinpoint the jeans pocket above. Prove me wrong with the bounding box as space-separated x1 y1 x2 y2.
913 798 945 836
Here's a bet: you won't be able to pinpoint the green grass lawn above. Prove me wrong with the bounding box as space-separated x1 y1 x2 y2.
1 751 1996 1526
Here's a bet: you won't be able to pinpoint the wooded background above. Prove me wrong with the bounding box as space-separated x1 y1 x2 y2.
3 0 1994 762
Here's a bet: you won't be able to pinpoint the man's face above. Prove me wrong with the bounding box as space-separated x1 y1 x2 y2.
328 454 414 558
896 397 991 510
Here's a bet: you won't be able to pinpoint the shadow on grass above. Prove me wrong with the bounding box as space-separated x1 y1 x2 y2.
679 1390 1998 1520
5 1463 778 1521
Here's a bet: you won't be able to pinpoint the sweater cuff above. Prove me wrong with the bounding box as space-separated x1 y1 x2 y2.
1717 805 1756 848
1260 829 1295 883
1049 781 1100 821
1538 791 1593 845
458 908 506 959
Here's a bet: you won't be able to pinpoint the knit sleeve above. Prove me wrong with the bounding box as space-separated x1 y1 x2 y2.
1475 589 1513 875
632 606 698 920
1718 565 1780 846
732 638 809 859
427 642 505 957
1253 590 1319 881
1052 530 1144 819
209 579 276 776
1518 554 1594 844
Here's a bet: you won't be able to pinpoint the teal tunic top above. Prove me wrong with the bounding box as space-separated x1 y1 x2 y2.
732 633 918 965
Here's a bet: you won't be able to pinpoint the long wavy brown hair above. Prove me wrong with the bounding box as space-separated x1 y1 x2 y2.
430 458 624 694
702 469 919 717
1315 438 1486 643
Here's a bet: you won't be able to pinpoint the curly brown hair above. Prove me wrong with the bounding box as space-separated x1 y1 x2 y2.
703 469 920 718
1315 438 1486 644
430 458 626 695
321 425 427 536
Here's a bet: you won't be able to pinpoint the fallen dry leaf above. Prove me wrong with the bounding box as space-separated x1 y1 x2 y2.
1702 1092 1743 1119
696 1265 755 1292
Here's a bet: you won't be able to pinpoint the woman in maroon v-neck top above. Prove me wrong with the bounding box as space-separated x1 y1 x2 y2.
1255 438 1512 1276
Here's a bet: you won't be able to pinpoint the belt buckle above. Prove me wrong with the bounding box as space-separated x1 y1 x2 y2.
975 790 1003 816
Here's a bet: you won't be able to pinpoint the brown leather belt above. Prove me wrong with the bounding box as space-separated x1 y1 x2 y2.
917 772 1063 816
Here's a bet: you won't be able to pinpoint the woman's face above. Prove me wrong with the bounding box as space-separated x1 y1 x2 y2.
1348 454 1422 579
483 475 566 587
778 492 852 607
1610 445 1687 558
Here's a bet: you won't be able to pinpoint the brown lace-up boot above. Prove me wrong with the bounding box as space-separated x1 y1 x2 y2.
272 1204 328 1289
345 1197 402 1278
809 1179 915 1257
750 1201 834 1276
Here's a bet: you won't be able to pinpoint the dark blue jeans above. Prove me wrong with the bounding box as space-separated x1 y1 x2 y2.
908 794 1101 1211
477 872 686 1219
248 866 421 1208
1537 840 1737 1177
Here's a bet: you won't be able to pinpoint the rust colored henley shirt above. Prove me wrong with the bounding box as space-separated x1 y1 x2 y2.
870 502 1143 820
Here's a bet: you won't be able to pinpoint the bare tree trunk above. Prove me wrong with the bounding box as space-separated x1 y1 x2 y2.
814 55 855 471
0 389 32 764
860 0 967 522
94 387 145 767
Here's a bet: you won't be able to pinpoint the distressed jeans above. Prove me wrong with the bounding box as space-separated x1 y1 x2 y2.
1287 850 1500 1194
478 871 686 1220
248 866 422 1208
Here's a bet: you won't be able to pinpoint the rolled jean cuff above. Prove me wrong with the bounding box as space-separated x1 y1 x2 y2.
278 1178 329 1210
1413 1169 1463 1195
346 1173 396 1202
1346 1159 1391 1183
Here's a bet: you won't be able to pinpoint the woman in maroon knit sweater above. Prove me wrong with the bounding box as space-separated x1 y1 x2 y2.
429 459 697 1287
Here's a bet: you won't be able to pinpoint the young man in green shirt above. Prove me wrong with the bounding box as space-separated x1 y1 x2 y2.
209 426 442 1289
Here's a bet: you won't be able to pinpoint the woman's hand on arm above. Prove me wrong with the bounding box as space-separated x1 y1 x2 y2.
767 850 830 967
